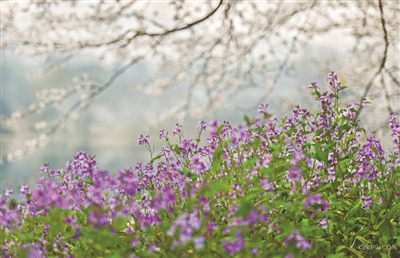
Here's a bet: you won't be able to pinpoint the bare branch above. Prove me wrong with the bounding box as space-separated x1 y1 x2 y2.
88 0 223 48
356 0 389 117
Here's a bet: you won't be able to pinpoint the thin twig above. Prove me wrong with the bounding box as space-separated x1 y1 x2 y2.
355 0 389 118
88 0 223 47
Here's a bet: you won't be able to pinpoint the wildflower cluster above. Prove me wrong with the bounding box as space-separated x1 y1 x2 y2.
1 72 399 257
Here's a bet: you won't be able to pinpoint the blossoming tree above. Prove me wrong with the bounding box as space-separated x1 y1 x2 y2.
1 0 399 163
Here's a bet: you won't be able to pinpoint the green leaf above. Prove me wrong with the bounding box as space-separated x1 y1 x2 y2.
8 199 17 210
379 236 388 245
244 115 251 125
356 235 370 245
112 217 128 231
150 154 162 164
285 128 295 137
234 194 256 218
379 220 392 238
252 138 262 149
389 202 400 219
347 203 361 219
333 93 340 99
243 157 257 170
181 167 199 180
173 144 181 155
209 145 223 177
327 254 346 258
346 246 365 258
316 150 329 162
355 127 366 134
300 218 309 227
107 252 122 258
335 245 347 253
216 124 225 135
203 180 230 199
391 169 400 184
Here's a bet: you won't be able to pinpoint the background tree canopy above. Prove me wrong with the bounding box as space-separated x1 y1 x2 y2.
1 0 399 164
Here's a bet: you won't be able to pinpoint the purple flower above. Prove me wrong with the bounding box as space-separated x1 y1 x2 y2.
5 189 13 196
88 211 98 223
43 224 49 236
168 212 188 237
287 166 302 182
188 210 202 230
328 152 337 165
367 172 376 180
246 209 258 224
209 120 219 132
138 134 150 145
284 230 311 250
147 244 158 254
193 236 205 249
258 153 272 168
170 241 180 250
319 218 328 229
0 196 7 209
131 236 139 246
296 237 312 250
72 224 80 240
190 155 206 174
326 71 342 92
64 216 76 225
31 189 47 207
20 184 30 195
321 201 330 211
251 247 259 255
260 178 273 191
180 226 192 243
159 129 168 139
207 222 217 234
173 123 183 136
150 197 162 212
361 195 373 209
222 230 246 256
88 210 109 228
197 121 206 131
327 166 336 182
258 103 270 116
304 193 323 209
388 113 400 138
162 186 175 206
292 150 305 164
27 244 45 258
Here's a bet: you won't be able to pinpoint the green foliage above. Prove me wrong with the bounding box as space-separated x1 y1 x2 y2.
2 75 400 257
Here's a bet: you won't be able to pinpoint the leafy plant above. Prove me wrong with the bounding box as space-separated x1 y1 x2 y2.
1 72 399 257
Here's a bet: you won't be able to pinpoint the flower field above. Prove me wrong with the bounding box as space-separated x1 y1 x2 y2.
1 73 399 257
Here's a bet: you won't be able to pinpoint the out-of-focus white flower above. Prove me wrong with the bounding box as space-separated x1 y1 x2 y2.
35 121 48 130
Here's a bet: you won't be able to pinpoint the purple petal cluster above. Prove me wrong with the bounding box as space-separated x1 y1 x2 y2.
1 72 399 257
284 230 311 250
222 230 246 256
